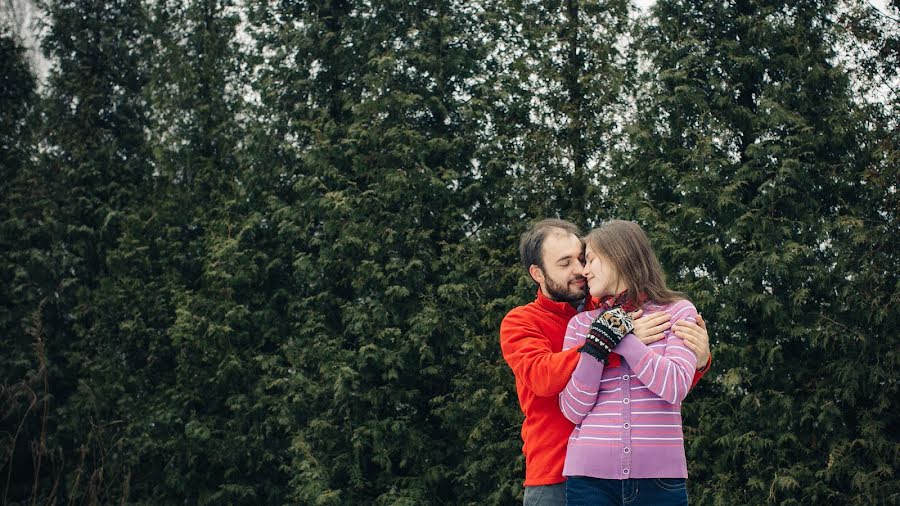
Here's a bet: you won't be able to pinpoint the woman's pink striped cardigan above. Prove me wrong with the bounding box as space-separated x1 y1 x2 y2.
559 299 698 479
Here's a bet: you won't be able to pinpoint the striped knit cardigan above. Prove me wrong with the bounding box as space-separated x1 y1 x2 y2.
559 299 698 479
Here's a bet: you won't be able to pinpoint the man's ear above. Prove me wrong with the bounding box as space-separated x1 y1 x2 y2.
528 264 545 285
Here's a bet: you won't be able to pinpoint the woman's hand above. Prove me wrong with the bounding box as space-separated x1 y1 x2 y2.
673 315 711 370
581 308 634 363
629 309 671 345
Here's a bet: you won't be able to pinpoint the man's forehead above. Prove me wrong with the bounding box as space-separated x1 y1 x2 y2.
543 230 583 259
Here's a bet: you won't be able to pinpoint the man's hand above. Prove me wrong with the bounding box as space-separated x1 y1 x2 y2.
630 309 671 345
673 314 711 370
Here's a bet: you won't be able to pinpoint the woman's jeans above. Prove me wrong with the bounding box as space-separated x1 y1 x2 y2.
565 476 688 506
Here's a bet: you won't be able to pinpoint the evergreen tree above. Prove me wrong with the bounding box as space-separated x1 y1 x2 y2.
437 1 633 503
0 30 42 505
4 0 154 502
243 0 491 502
470 0 632 226
130 0 285 503
618 0 899 503
823 1 900 502
0 32 37 369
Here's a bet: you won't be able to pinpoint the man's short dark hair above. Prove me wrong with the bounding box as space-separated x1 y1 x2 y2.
519 219 582 272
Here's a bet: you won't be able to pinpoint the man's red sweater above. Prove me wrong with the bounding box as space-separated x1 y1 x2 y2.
500 290 710 486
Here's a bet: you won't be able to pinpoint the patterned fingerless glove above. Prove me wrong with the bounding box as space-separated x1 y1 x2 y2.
579 307 635 364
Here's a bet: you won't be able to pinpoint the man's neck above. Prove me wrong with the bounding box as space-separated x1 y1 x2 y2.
573 298 587 312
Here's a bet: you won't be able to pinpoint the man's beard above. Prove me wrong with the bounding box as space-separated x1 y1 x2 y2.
545 275 587 303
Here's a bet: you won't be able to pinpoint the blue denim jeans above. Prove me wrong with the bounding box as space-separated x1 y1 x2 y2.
523 482 567 506
565 476 688 505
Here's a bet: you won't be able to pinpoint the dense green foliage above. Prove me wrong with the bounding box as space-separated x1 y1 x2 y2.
2 1 897 504
616 1 899 504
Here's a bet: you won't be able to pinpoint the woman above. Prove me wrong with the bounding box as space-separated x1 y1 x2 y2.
559 220 699 505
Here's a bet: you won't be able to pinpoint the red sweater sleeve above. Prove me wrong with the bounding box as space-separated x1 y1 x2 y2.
500 309 580 397
690 354 712 389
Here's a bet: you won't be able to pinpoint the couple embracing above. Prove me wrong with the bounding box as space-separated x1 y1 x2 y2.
500 219 712 506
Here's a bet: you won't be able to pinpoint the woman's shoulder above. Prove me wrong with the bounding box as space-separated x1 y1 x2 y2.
644 299 697 318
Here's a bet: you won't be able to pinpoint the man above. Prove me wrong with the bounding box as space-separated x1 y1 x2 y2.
500 219 711 505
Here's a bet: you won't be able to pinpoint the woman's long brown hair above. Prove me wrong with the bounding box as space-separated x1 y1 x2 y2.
585 220 687 305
